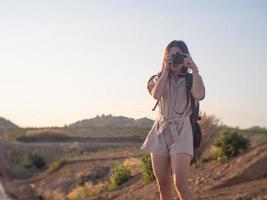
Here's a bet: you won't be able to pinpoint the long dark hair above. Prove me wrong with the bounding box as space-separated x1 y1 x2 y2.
160 40 190 74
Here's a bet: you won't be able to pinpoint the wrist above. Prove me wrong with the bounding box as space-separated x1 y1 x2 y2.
192 67 199 73
163 69 171 74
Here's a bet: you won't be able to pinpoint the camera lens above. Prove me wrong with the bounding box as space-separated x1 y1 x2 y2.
172 52 184 64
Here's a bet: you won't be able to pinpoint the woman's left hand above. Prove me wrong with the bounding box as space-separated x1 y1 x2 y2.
184 55 198 72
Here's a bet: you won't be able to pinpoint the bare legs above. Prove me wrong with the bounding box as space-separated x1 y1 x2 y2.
170 153 194 200
150 153 173 200
150 152 194 200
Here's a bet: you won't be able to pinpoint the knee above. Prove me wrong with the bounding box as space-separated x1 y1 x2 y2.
156 176 171 189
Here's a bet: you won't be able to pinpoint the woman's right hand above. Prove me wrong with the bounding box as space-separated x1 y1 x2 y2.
163 52 172 72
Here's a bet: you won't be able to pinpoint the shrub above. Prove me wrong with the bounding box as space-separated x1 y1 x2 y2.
49 155 68 171
20 153 34 168
196 151 218 164
67 149 91 158
29 150 46 169
122 157 142 176
18 150 46 169
214 130 250 160
75 167 110 186
108 164 132 190
141 153 155 183
67 182 105 200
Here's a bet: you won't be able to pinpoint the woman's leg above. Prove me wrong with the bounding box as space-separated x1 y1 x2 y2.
170 153 194 200
150 153 173 200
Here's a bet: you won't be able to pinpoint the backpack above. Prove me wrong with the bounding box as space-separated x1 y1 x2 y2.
149 71 202 149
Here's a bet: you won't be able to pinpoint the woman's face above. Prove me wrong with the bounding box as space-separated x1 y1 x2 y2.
169 47 185 72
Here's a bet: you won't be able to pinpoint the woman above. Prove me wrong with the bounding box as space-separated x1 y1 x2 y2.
141 40 205 200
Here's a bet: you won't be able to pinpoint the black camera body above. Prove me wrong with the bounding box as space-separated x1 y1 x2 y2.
171 52 188 64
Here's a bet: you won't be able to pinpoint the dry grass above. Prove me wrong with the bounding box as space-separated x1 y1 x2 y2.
67 182 106 200
122 157 142 176
196 111 223 158
43 189 66 200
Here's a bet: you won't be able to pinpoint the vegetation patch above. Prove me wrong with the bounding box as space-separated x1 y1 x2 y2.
67 182 106 200
214 130 250 160
75 166 110 186
16 133 74 142
6 149 46 169
108 163 133 190
141 153 156 183
197 130 250 164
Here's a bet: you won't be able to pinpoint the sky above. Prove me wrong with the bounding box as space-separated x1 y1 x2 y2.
0 0 266 128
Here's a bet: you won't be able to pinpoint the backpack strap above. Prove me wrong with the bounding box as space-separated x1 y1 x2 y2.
152 99 159 111
152 71 190 112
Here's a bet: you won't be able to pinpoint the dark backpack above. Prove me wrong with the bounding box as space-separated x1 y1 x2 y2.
185 73 202 149
149 71 202 149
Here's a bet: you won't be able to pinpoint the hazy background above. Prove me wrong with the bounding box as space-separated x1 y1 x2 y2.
0 0 266 128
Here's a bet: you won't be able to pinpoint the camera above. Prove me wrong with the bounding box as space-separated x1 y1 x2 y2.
171 52 188 64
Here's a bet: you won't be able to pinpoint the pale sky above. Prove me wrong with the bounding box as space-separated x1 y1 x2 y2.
0 0 266 128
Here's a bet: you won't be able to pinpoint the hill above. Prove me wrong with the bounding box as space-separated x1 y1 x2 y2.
68 114 154 128
0 117 19 129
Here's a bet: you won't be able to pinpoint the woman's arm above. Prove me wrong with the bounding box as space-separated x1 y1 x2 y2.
190 70 205 101
183 55 205 101
148 52 172 100
147 69 169 100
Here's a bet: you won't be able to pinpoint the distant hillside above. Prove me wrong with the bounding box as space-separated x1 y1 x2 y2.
68 114 154 128
0 117 19 129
